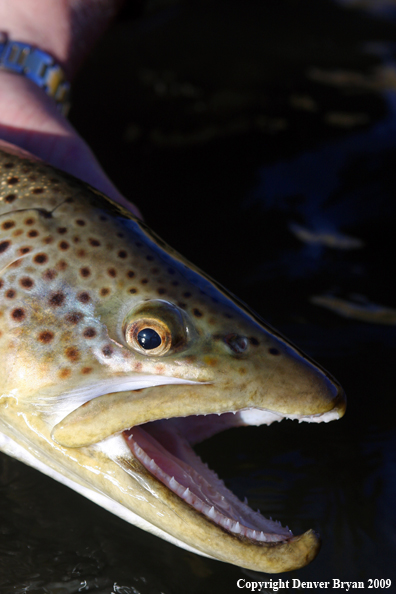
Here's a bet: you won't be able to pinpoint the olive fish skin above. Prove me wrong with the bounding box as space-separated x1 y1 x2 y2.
0 142 345 573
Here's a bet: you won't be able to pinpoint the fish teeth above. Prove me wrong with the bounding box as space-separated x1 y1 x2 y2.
208 506 216 519
185 490 194 505
258 531 267 542
148 458 157 471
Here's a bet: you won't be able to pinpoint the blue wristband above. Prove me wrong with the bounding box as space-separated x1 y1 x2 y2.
0 32 71 116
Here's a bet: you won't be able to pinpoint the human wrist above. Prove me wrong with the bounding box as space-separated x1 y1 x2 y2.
0 1 71 77
0 0 125 80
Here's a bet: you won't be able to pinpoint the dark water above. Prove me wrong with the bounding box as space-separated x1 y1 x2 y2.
1 1 396 592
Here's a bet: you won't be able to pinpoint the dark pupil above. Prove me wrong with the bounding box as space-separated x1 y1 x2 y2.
137 328 162 350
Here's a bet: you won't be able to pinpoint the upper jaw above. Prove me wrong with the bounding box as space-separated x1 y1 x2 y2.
50 363 345 449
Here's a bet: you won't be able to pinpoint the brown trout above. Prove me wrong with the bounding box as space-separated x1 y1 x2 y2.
0 142 345 573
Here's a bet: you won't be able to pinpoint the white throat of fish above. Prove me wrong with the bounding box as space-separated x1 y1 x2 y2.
46 376 338 545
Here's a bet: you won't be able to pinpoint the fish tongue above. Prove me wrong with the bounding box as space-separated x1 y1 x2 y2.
123 422 293 542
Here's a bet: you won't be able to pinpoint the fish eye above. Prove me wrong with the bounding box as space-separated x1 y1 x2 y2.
137 328 162 350
122 300 189 356
124 316 172 356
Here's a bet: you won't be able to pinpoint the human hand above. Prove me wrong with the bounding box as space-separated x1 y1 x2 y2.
0 0 141 217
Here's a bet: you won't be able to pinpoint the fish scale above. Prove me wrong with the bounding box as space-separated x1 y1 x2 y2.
0 142 346 573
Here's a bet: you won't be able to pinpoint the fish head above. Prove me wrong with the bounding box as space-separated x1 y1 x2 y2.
0 145 345 573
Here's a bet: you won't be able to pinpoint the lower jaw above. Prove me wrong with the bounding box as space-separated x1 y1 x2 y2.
123 420 293 545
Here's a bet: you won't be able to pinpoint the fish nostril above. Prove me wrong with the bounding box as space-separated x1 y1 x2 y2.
224 333 248 354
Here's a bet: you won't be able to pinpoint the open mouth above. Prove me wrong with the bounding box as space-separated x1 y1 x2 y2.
50 376 345 552
123 415 293 543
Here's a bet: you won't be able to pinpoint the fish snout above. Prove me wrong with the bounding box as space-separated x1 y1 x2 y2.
251 337 346 418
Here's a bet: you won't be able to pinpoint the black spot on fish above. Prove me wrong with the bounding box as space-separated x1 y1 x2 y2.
102 345 113 357
43 269 57 281
83 327 96 338
77 291 91 304
2 221 15 230
49 291 65 307
33 254 48 264
20 277 34 289
193 308 203 318
39 330 54 343
4 194 16 203
11 308 25 321
0 241 10 253
269 348 280 356
7 176 19 186
6 289 16 299
80 267 91 278
65 312 83 324
65 347 80 361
